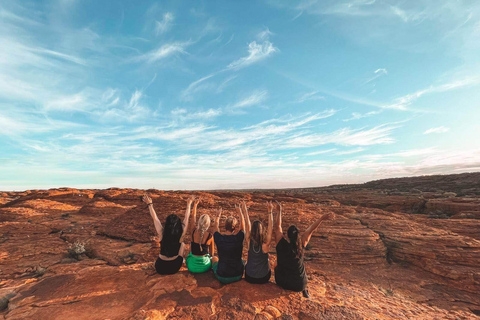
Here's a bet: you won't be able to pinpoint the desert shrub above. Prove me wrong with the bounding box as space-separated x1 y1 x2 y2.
67 240 86 259
67 240 96 260
34 266 47 277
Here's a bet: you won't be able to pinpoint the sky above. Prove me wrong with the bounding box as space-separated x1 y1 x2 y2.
1 0 480 190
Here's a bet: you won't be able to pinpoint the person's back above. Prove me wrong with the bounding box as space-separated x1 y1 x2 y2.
275 237 306 291
186 222 214 274
190 229 212 255
273 202 335 298
214 230 244 277
245 239 270 283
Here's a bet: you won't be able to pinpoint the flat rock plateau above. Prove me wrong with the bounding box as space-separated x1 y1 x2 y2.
1 172 480 319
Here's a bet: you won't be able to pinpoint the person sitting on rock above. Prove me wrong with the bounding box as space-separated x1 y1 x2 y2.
212 206 246 284
242 200 274 284
274 201 335 298
142 193 193 275
186 197 216 273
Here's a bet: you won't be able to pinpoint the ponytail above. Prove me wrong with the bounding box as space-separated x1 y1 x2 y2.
197 214 211 244
287 225 302 258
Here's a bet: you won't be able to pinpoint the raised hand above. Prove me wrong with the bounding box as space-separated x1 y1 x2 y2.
215 208 222 225
194 197 201 206
323 212 336 220
187 195 195 205
142 194 153 205
267 201 274 213
275 200 282 213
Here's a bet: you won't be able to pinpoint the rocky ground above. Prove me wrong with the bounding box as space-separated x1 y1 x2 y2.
1 173 479 319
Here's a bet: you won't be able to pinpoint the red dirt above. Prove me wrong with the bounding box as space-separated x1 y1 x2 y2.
0 173 479 319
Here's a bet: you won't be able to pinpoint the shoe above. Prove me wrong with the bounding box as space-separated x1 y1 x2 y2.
302 289 310 299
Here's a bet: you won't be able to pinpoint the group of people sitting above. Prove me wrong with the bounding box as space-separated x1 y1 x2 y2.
142 194 335 298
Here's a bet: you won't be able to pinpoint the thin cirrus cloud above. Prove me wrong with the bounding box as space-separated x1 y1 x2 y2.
181 38 278 100
226 40 278 70
226 90 268 113
423 126 449 135
283 124 399 148
134 41 190 63
155 12 174 35
383 76 480 110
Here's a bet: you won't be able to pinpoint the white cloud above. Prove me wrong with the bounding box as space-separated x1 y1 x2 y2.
171 108 222 120
384 76 480 110
155 12 174 35
305 148 337 156
423 126 450 134
257 27 274 40
335 147 366 155
364 68 388 84
284 124 399 148
343 110 381 121
180 73 217 101
135 42 189 63
227 41 278 70
227 90 268 113
294 91 325 103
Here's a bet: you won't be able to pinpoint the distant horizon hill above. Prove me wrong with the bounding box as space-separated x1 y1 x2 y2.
2 172 479 195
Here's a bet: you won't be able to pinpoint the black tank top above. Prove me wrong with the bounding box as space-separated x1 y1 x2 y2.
190 229 212 255
160 239 181 257
275 238 307 286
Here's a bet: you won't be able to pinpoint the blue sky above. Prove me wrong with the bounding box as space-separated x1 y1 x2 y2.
1 0 480 190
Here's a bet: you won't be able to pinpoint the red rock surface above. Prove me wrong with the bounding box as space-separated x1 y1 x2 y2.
1 173 480 319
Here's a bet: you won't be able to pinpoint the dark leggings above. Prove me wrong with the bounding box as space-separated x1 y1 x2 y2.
245 270 272 284
155 256 183 275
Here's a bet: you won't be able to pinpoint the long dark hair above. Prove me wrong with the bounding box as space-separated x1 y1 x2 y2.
160 214 183 256
251 220 264 248
287 225 303 258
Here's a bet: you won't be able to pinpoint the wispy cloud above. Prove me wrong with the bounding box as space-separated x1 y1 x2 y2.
294 91 325 103
384 76 480 110
305 148 337 156
257 27 274 40
134 41 190 63
171 108 222 121
180 73 218 101
226 90 268 113
335 147 366 155
365 68 388 84
343 110 381 122
227 40 278 70
284 124 399 148
424 126 449 135
155 12 174 35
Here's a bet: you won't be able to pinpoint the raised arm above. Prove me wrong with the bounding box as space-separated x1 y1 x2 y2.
263 202 274 251
143 194 163 239
209 236 215 257
237 203 245 233
213 208 222 234
301 211 335 248
274 201 283 244
180 196 194 241
241 201 251 241
190 197 200 234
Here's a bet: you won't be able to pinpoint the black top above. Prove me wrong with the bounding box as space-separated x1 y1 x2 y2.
160 239 181 258
275 237 307 287
214 230 245 277
190 229 212 256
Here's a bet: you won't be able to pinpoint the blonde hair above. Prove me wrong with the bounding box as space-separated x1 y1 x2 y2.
225 216 237 232
197 214 211 244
